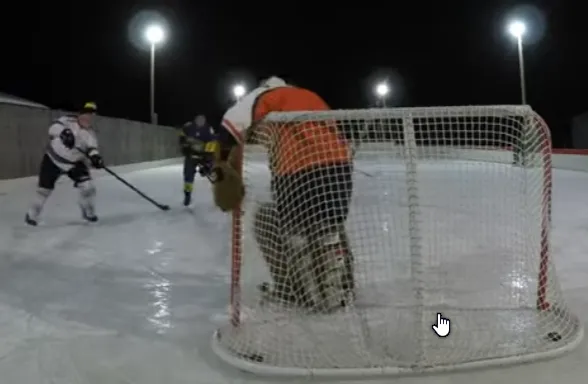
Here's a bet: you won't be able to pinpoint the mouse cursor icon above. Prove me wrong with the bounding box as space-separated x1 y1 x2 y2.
432 313 450 337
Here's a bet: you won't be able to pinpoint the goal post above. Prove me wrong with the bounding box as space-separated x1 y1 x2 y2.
212 105 583 377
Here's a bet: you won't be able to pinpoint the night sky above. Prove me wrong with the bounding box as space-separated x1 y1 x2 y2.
2 0 582 146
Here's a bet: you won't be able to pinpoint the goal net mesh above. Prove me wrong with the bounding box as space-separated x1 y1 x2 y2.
211 105 583 377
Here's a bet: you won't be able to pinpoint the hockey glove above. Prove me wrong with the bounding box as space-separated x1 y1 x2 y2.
89 154 104 169
212 162 245 212
60 128 76 149
197 162 213 178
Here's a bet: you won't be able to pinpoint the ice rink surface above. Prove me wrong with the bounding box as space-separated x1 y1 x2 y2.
0 161 587 384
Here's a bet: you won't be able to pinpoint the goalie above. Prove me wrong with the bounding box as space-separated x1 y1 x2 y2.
211 76 355 312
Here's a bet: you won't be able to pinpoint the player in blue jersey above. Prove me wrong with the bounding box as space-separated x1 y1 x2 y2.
178 114 219 206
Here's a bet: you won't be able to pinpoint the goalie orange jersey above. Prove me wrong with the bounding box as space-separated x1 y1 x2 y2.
221 84 351 176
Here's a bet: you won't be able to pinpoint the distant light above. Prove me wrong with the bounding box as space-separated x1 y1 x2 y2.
145 24 164 44
375 82 389 97
508 20 526 38
233 84 246 99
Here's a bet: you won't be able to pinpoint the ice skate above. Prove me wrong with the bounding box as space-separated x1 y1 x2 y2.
81 205 98 223
183 191 192 206
82 212 98 222
258 281 302 308
25 213 38 226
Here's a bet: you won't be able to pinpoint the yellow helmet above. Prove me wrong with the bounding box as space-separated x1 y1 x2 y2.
80 101 97 114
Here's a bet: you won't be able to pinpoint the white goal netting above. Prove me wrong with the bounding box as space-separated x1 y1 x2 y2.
211 105 583 378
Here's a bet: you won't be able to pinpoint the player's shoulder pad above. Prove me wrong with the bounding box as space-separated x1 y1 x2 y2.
53 115 75 126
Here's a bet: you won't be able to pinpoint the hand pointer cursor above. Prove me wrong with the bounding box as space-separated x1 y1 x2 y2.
432 313 450 337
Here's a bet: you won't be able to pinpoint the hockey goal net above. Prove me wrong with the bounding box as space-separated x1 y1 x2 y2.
211 105 583 377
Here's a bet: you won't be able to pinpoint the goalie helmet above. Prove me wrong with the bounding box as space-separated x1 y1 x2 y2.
259 76 287 88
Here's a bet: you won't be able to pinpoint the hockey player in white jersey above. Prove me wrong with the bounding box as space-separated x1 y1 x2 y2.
25 102 104 226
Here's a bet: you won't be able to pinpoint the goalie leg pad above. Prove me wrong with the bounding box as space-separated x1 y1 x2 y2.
264 163 355 311
253 202 291 298
253 202 316 306
307 225 355 312
253 202 281 258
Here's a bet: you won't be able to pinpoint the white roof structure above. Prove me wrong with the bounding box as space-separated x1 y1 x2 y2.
0 92 48 109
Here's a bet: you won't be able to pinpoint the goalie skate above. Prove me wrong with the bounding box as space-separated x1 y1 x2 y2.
257 282 299 308
257 245 355 313
257 281 348 314
311 244 355 312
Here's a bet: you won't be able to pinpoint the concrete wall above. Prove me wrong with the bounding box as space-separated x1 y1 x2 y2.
0 104 179 180
0 157 182 195
550 149 588 172
572 112 588 149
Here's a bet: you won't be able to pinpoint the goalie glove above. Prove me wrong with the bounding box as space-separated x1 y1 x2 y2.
211 162 245 212
197 161 213 178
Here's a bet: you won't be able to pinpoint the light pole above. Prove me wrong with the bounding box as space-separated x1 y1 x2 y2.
374 81 390 107
508 20 527 104
145 24 164 124
232 84 246 101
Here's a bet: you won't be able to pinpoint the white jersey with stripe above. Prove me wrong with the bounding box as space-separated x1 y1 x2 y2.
221 83 292 144
46 115 99 171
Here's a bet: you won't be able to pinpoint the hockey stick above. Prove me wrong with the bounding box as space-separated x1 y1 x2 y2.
100 166 170 211
356 167 374 178
76 148 170 211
